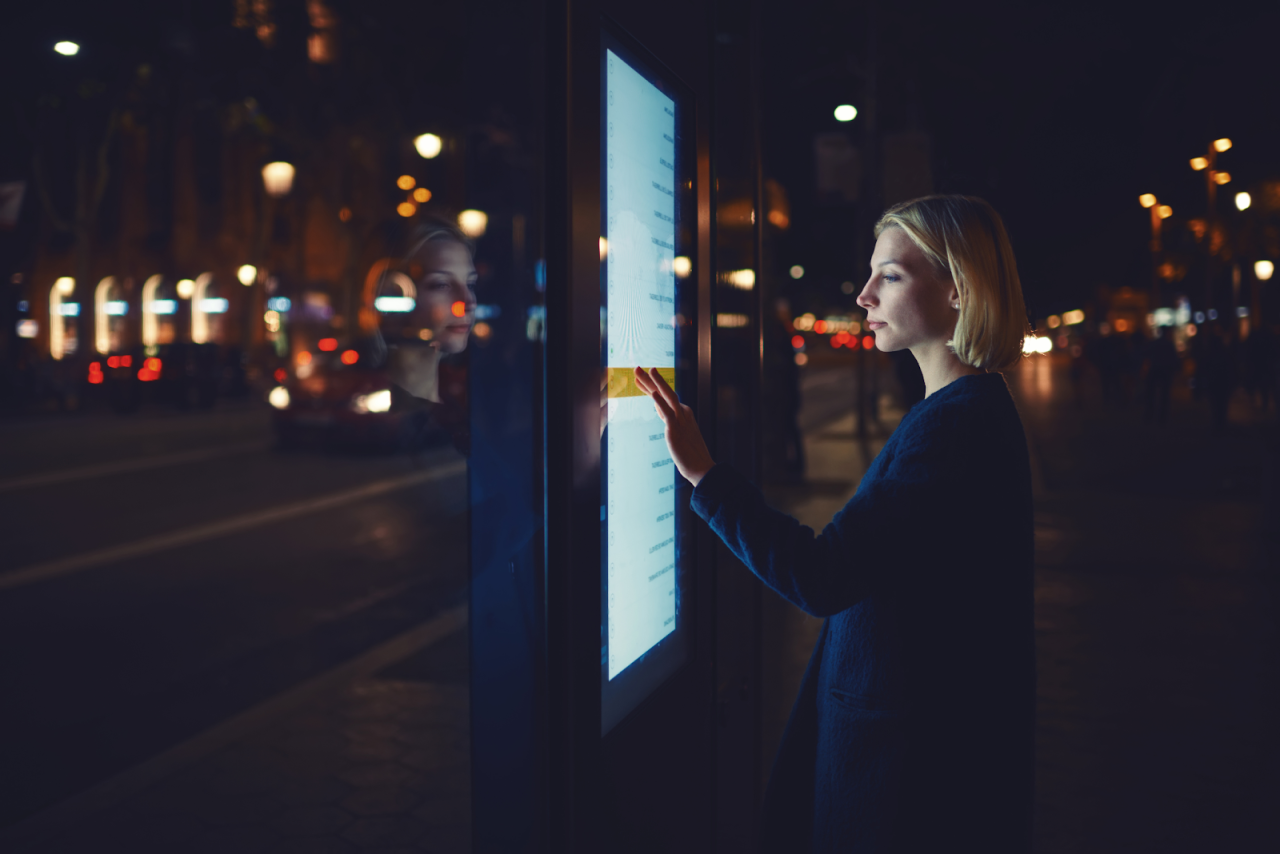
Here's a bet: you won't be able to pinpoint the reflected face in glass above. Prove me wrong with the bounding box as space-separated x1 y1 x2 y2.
857 226 957 353
413 239 477 355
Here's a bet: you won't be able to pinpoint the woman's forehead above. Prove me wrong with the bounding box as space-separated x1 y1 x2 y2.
408 240 475 277
872 227 925 267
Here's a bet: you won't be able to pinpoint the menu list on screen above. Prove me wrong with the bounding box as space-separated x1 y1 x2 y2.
604 49 679 681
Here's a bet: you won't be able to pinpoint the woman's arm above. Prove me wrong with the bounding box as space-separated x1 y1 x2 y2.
693 452 945 617
635 367 947 617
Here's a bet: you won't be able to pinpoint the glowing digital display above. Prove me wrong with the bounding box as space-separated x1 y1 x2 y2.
602 49 679 680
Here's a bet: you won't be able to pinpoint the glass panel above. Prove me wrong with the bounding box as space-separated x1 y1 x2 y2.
0 5 544 852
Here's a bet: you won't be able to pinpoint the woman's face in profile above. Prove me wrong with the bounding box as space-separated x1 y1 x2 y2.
413 239 477 355
857 226 956 353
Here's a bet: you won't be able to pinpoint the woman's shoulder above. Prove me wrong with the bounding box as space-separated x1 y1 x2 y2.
892 373 1023 457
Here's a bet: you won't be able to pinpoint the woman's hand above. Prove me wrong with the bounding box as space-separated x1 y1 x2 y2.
633 366 715 487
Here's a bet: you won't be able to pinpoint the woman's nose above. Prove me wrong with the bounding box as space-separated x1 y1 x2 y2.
855 281 876 309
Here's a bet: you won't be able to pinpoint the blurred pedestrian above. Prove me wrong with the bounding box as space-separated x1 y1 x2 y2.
1143 326 1179 423
765 298 805 481
1243 321 1276 414
635 195 1035 853
1069 342 1087 409
1196 321 1235 433
1089 331 1121 407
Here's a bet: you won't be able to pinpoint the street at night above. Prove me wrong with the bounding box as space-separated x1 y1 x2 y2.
0 408 469 845
3 0 1279 850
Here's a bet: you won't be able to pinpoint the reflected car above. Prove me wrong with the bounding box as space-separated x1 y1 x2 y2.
269 344 443 451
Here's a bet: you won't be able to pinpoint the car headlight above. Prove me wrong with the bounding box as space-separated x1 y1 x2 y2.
268 386 290 410
351 388 392 414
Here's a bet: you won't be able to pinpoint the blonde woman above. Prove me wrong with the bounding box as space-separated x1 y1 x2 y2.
635 195 1035 852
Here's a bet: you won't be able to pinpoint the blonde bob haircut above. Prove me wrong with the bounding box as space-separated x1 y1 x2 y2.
874 195 1029 372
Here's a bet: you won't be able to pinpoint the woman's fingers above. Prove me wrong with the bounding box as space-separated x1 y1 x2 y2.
647 367 681 410
631 366 681 423
632 365 655 395
649 385 677 422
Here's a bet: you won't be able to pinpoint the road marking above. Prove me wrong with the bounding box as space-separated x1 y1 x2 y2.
0 603 467 852
0 441 269 494
0 460 467 592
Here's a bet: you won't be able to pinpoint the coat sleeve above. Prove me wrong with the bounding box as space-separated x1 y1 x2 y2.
690 431 953 617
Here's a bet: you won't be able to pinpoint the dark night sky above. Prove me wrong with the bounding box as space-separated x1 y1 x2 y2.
5 0 1278 320
761 0 1280 317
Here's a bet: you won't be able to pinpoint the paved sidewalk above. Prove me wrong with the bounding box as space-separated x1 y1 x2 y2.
1013 357 1279 851
8 616 471 854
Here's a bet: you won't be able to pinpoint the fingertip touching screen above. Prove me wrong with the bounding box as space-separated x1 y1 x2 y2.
600 26 697 736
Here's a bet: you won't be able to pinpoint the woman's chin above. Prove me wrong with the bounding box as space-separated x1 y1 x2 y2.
437 333 470 355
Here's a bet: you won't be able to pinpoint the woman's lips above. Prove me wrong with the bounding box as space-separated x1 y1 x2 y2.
867 321 887 330
444 322 471 332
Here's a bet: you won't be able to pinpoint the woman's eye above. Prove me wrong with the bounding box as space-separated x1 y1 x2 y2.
882 274 899 282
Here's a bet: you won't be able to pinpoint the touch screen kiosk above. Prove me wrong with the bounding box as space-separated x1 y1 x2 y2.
599 29 698 736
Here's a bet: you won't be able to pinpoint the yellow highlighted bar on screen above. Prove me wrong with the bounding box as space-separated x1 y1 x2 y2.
607 367 675 399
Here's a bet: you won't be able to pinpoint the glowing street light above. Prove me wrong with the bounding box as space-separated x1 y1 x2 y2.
237 265 257 286
833 104 857 122
789 265 804 279
54 41 79 56
396 174 416 190
1157 205 1172 219
457 209 488 238
1189 157 1208 171
1139 194 1157 208
261 161 295 197
175 279 195 299
1235 192 1251 211
414 133 443 159
1256 260 1275 281
1213 171 1231 185
1213 138 1232 153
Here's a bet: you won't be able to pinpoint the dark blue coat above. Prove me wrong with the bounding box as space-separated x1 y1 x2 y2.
692 372 1035 853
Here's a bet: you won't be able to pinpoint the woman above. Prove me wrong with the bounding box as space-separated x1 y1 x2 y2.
635 195 1035 852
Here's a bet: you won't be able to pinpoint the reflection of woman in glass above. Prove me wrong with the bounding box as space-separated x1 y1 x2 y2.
380 219 477 450
636 196 1035 852
383 218 541 847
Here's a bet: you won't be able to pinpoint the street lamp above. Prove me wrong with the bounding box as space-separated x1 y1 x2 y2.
414 133 442 159
1256 261 1274 282
1190 137 1233 311
261 161 295 197
1235 192 1251 211
1139 195 1170 298
833 104 857 122
54 41 79 56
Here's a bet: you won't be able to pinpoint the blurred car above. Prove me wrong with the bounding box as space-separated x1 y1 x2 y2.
268 343 445 451
93 342 224 413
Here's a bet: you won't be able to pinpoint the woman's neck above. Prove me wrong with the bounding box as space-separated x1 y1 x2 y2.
388 345 443 403
911 339 984 398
